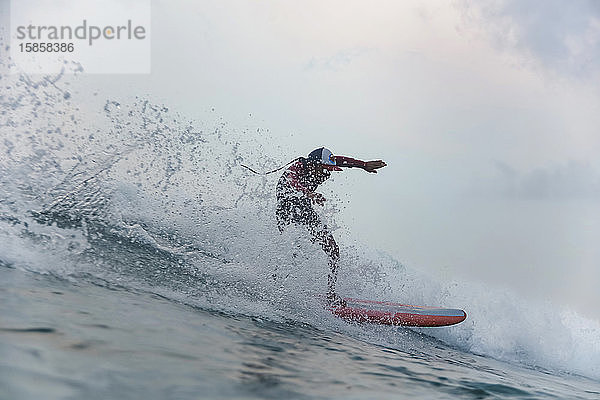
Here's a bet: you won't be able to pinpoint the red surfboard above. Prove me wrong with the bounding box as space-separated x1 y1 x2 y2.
330 298 467 327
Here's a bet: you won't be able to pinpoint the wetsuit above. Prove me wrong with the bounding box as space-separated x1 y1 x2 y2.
275 155 367 297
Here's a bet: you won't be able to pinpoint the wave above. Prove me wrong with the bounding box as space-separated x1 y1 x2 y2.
1 55 599 381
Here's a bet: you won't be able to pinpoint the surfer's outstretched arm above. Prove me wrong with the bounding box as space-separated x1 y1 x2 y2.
334 156 387 173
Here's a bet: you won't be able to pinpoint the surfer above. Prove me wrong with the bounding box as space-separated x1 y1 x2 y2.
275 147 386 305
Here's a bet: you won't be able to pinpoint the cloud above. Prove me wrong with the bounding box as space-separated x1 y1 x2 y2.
481 160 600 200
304 47 373 71
458 0 600 77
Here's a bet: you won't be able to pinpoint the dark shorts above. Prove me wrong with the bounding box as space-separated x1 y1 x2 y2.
276 196 323 232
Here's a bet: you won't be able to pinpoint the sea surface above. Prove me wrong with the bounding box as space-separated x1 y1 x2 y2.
1 53 600 400
2 264 600 400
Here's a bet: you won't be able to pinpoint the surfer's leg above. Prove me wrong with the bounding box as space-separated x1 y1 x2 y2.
327 262 337 297
310 225 343 303
322 232 340 298
326 257 345 307
291 199 340 269
283 198 344 302
304 211 337 259
295 200 340 286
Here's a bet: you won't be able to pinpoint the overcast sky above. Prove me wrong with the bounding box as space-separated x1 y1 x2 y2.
144 0 600 318
2 0 599 318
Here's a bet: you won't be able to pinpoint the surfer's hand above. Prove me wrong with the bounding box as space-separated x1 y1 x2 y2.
309 192 326 205
364 160 386 173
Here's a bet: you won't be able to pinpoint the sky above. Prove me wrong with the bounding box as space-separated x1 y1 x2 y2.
2 0 600 318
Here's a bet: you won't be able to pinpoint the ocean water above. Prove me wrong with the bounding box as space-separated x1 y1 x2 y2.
1 54 600 399
1 265 599 400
